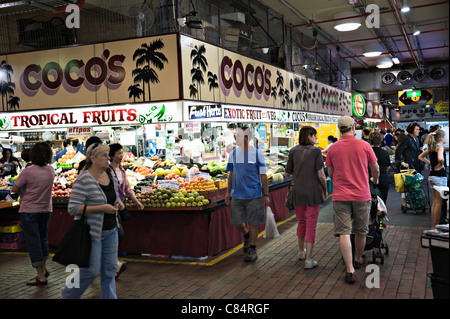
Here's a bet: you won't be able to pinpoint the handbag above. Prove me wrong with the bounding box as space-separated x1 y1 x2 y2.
285 147 308 210
52 205 91 268
394 169 415 193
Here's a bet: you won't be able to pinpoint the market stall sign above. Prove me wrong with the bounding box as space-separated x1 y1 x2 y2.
398 89 433 106
0 102 183 131
435 100 449 114
66 127 93 138
352 94 366 117
187 104 222 120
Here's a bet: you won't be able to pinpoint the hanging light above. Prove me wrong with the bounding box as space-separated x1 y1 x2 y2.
392 56 401 64
376 56 393 69
413 25 420 36
363 43 383 57
333 11 361 32
401 0 410 13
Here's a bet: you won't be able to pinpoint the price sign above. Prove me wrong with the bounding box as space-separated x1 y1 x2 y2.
157 180 180 190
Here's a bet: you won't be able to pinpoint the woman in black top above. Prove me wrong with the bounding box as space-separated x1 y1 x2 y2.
419 129 448 229
369 131 391 205
0 148 22 177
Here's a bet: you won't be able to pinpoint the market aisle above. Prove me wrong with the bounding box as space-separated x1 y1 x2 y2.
0 213 434 300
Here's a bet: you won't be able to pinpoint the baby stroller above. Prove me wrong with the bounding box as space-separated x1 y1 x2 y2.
351 194 389 264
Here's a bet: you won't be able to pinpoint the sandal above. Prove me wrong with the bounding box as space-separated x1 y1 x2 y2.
115 261 127 280
26 276 47 286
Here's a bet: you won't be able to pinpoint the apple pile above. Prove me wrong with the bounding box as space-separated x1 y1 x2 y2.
52 183 72 198
130 189 210 208
52 169 78 198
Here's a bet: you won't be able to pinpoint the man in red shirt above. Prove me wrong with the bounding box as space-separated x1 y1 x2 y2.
325 116 379 284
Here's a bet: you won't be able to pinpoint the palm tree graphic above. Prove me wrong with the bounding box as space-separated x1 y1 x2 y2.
7 96 20 111
190 45 208 100
128 84 143 102
189 83 198 99
132 39 168 102
207 71 218 101
0 60 19 112
271 86 277 107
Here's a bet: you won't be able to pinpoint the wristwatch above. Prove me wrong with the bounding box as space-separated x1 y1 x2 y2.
263 194 269 197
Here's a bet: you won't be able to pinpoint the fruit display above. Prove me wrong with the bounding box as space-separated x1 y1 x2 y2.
131 188 210 208
57 151 77 163
52 169 78 198
135 165 155 177
183 176 218 193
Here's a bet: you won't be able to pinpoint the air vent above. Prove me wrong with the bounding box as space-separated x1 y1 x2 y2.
381 72 396 84
397 71 412 84
430 67 445 80
413 69 427 82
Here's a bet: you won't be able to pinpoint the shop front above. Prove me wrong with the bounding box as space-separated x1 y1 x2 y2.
0 32 349 258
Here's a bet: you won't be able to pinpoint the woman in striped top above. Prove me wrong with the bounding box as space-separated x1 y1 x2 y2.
60 143 124 299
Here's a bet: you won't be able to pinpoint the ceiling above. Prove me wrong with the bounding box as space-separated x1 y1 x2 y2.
260 0 449 70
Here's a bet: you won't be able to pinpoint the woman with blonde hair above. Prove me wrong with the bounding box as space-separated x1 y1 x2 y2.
60 143 124 299
419 129 448 229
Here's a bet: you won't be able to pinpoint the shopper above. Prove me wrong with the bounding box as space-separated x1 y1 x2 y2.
77 136 102 173
418 129 448 229
325 116 379 284
361 127 371 142
395 122 423 210
368 131 391 205
109 143 144 279
60 143 124 299
11 142 54 285
285 126 327 269
225 125 270 262
0 148 21 177
188 132 205 163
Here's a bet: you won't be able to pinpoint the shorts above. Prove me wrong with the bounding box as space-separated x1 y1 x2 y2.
230 197 265 226
429 176 447 187
333 201 371 236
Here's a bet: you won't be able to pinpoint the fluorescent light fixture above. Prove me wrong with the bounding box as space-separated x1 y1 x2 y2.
413 25 420 36
392 56 401 64
363 43 383 57
261 47 269 54
401 0 410 13
333 11 361 32
376 56 393 69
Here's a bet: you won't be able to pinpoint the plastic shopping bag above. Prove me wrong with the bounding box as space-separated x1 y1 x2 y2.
263 207 280 238
394 169 415 193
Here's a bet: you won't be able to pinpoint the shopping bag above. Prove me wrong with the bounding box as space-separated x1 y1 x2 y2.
53 207 91 268
394 169 415 193
263 207 280 238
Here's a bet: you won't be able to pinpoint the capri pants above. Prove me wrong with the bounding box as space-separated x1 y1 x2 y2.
295 204 321 243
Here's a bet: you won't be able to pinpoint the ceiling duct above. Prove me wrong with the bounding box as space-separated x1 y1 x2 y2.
430 67 445 80
413 69 427 82
381 72 396 85
397 71 412 84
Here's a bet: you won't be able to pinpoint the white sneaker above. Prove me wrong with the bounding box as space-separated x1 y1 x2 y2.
305 259 318 269
298 249 306 260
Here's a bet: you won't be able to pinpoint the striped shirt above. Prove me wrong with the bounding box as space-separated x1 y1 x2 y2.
67 170 119 242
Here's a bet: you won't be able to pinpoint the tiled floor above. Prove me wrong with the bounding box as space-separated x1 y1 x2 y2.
0 184 444 308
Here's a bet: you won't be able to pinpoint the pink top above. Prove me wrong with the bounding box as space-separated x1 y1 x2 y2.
15 164 54 213
109 162 134 199
325 135 378 202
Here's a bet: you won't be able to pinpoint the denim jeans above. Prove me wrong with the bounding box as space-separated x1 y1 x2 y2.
20 212 51 267
61 227 118 299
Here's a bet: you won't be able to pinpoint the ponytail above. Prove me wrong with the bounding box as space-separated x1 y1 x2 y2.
427 129 446 152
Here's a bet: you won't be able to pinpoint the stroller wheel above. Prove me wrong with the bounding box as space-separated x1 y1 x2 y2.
372 250 377 264
380 251 385 264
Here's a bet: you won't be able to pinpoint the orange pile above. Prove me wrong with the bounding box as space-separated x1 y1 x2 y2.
58 151 76 163
135 165 155 177
182 176 218 193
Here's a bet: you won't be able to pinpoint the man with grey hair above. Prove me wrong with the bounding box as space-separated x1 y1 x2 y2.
325 116 380 284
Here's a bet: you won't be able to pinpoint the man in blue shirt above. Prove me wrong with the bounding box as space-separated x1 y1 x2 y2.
225 125 270 262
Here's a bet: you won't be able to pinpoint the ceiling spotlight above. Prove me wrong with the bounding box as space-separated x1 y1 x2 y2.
401 0 410 13
363 43 383 57
261 47 269 54
413 25 420 36
392 56 401 64
333 11 361 32
376 57 393 69
186 18 203 29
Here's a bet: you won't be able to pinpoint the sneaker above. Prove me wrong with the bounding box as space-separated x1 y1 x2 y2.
345 272 356 284
244 247 258 262
354 256 368 269
243 237 250 253
304 259 318 269
298 249 306 260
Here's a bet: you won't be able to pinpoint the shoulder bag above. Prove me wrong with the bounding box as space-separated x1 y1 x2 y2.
285 147 308 210
53 205 91 268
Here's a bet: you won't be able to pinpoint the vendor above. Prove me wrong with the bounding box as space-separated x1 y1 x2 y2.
0 148 22 177
55 139 72 162
188 132 205 163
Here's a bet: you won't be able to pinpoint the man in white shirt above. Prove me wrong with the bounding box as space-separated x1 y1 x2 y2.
189 132 205 163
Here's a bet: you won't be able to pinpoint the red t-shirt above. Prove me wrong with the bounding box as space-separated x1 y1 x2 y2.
15 164 54 213
325 135 378 202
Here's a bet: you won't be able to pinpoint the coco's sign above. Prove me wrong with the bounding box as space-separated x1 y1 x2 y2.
20 49 126 97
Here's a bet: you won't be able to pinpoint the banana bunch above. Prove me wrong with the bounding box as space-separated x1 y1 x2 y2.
157 159 176 168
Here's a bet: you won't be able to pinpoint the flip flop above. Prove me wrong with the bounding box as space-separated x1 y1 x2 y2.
26 276 47 286
115 262 127 280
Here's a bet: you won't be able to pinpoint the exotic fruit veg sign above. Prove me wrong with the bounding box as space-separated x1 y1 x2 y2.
352 94 366 117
